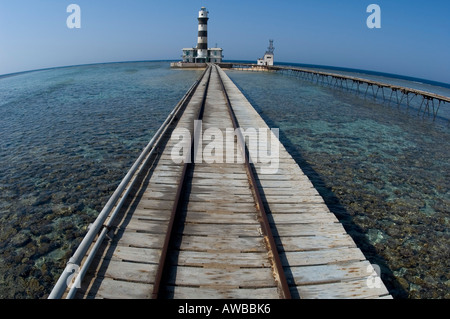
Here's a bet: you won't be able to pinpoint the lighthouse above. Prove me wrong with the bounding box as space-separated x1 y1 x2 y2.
196 7 208 63
176 7 223 66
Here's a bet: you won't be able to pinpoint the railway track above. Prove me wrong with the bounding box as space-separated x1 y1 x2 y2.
152 64 291 298
50 64 391 300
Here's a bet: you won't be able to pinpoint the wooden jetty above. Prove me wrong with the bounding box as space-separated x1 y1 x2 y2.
220 63 450 121
49 64 391 299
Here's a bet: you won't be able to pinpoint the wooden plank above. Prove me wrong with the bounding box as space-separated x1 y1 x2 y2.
137 199 176 210
146 170 182 178
256 179 317 189
115 230 165 249
276 235 357 252
194 163 248 171
185 201 257 213
265 203 332 214
257 187 317 195
141 185 179 193
288 260 376 285
271 212 339 223
295 278 391 299
190 178 250 187
181 223 260 237
266 202 329 212
86 278 153 299
166 266 278 288
131 208 172 221
142 190 178 199
147 175 181 184
271 222 348 236
168 286 279 299
178 235 266 253
187 192 255 203
111 246 161 264
262 194 325 204
190 171 249 180
101 260 158 284
184 211 258 224
281 247 366 266
117 218 168 234
172 251 272 268
189 185 252 196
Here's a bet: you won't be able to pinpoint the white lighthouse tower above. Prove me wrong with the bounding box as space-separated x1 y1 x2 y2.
196 7 208 63
176 7 223 66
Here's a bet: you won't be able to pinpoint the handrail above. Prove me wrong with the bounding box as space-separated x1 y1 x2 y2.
48 68 208 299
273 66 450 102
222 63 450 104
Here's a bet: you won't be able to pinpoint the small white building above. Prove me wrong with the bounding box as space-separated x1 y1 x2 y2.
182 47 223 63
257 40 275 66
208 48 223 63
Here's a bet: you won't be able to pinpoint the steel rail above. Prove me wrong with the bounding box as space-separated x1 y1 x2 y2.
214 65 292 299
48 67 208 299
151 64 213 299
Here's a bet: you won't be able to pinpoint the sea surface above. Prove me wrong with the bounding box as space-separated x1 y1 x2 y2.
0 61 203 298
227 67 450 299
0 61 448 298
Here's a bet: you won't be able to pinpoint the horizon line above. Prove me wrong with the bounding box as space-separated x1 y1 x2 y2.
1 59 449 90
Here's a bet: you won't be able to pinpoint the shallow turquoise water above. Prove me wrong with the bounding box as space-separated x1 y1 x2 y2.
226 70 449 299
0 62 448 298
0 62 202 298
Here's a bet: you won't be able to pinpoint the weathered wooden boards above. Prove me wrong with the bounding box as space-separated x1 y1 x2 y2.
165 67 281 298
217 66 391 299
75 65 391 299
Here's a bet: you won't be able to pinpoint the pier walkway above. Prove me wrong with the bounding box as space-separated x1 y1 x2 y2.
49 64 391 299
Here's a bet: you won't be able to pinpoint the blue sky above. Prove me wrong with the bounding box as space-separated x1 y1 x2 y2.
0 0 449 83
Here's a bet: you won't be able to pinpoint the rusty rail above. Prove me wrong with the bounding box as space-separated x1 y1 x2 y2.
151 65 212 299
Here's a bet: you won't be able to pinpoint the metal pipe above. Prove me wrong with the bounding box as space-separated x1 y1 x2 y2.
65 227 108 299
